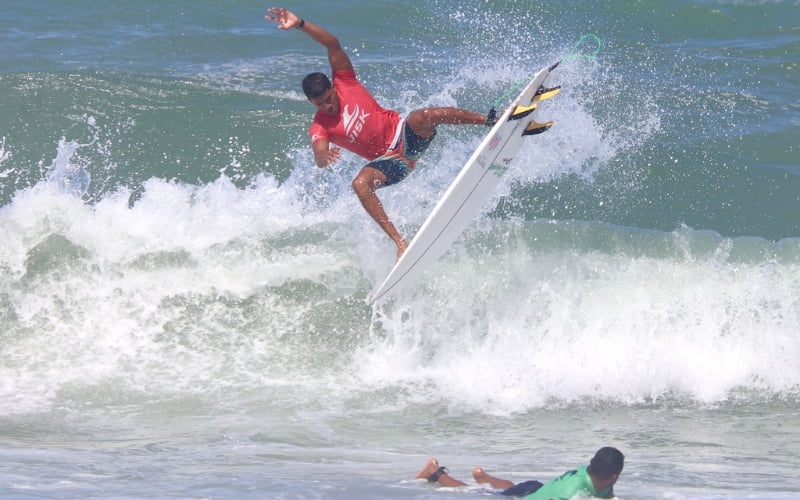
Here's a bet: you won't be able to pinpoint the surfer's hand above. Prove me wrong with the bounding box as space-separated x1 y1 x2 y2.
265 7 300 30
395 239 408 261
316 147 342 167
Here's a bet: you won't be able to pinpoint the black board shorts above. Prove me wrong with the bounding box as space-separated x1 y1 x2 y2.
499 480 544 497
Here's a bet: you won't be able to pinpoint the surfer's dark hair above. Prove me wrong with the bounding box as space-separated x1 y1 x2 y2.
302 72 332 99
587 447 624 480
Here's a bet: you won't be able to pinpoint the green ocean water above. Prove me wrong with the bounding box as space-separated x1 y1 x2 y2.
2 1 798 238
1 1 799 498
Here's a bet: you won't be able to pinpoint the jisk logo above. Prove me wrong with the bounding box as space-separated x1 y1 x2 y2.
343 105 370 143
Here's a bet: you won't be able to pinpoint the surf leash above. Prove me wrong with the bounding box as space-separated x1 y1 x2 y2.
562 33 602 61
490 34 602 109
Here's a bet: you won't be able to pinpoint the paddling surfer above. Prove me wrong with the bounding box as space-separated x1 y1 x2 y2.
415 447 624 498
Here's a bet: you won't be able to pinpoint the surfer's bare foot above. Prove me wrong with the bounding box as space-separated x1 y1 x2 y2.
415 458 441 480
395 239 408 261
415 458 467 487
472 467 490 484
472 466 515 490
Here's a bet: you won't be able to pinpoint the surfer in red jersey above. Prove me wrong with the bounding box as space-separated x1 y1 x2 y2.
266 7 494 261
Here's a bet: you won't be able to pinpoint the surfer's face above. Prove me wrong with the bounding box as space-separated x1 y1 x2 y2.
310 88 339 116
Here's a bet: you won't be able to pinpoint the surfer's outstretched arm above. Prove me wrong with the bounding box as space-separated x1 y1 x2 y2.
266 7 353 73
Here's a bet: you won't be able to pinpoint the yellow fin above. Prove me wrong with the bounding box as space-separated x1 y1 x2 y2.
532 86 561 101
508 103 537 121
522 120 554 136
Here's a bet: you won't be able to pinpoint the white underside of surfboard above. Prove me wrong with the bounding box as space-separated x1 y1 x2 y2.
370 62 560 304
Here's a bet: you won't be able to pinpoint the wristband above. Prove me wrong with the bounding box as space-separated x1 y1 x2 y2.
296 18 306 30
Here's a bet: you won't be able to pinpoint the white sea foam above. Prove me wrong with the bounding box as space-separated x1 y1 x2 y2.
355 224 800 414
2 60 798 418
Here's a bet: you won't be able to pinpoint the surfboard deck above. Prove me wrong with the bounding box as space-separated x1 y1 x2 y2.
370 62 560 304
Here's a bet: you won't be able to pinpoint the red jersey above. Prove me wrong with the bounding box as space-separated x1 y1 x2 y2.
309 69 402 161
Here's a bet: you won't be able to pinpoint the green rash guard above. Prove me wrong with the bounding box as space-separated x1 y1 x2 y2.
523 465 612 500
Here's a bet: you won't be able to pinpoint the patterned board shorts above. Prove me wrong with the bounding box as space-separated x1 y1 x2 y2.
366 123 436 186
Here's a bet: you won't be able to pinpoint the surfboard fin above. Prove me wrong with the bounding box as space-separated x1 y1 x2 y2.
522 120 553 136
533 86 561 101
508 103 537 121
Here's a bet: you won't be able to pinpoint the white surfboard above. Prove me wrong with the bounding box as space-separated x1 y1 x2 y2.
370 62 561 304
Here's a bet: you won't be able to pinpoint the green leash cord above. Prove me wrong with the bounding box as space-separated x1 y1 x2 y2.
562 33 602 61
490 34 602 109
